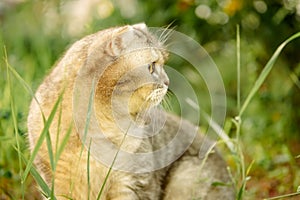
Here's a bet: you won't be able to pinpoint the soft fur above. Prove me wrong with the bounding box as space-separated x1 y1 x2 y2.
27 23 235 199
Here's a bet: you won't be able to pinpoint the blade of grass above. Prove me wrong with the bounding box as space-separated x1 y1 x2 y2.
236 160 254 200
22 92 63 181
15 144 54 199
4 46 58 199
185 97 235 152
96 117 134 200
82 78 96 146
234 31 300 200
5 48 25 200
55 123 73 166
30 163 53 198
87 139 92 200
54 103 63 164
239 32 300 117
234 26 247 200
96 131 127 200
263 192 300 200
51 115 73 200
50 172 55 200
94 95 161 199
69 77 96 196
236 25 241 112
46 127 54 171
232 117 246 200
289 72 300 90
44 90 68 176
3 46 45 119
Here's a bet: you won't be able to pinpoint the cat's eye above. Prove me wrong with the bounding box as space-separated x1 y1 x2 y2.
148 62 156 74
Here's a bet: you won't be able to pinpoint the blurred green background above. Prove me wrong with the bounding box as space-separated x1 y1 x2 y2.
1 0 300 199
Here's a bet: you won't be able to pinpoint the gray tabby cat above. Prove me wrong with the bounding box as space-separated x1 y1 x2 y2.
27 23 235 199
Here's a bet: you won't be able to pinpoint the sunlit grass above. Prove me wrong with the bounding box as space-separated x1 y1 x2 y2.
1 1 300 199
2 32 300 200
233 31 300 200
5 48 25 199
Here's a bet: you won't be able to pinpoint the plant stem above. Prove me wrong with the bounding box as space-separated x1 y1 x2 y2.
236 25 241 112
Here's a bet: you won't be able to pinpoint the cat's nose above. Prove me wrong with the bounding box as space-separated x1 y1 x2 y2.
164 79 169 86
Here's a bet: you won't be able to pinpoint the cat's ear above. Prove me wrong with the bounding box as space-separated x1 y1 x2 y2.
112 23 147 37
131 23 147 31
107 23 148 56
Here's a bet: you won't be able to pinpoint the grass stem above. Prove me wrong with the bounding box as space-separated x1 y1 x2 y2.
236 25 241 112
5 47 25 200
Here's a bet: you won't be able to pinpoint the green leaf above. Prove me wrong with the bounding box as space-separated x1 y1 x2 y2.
211 181 232 187
239 32 300 117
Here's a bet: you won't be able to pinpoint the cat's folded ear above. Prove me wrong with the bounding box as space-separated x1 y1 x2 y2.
131 23 147 31
115 23 147 34
106 23 149 57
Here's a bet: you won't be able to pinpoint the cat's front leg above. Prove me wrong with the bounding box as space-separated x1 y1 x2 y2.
106 172 159 200
106 184 142 200
108 193 139 200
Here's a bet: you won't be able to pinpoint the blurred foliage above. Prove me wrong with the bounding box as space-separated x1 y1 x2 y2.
0 0 300 199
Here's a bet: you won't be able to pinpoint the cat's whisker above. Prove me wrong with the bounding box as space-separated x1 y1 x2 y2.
157 23 175 46
161 98 171 112
159 30 173 46
163 40 177 49
161 91 172 112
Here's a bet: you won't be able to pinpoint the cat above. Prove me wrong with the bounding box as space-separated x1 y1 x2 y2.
27 23 235 199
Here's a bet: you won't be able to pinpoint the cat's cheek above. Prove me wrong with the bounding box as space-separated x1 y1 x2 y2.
128 87 152 111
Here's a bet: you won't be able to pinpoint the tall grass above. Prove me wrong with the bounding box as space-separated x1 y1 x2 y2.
233 31 300 199
3 33 300 200
5 48 25 200
4 51 132 199
193 30 300 199
1 14 300 199
4 50 54 199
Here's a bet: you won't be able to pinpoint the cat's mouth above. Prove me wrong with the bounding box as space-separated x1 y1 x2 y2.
131 85 167 124
128 84 168 120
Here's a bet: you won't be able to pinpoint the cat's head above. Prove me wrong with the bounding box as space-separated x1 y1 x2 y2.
93 23 169 120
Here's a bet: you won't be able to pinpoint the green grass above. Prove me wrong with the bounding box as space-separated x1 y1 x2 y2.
233 30 300 200
3 30 300 199
1 1 300 199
